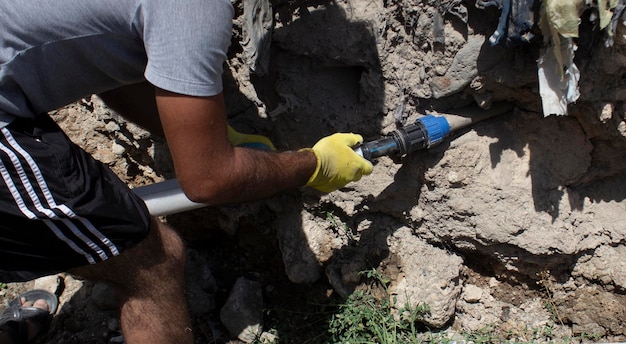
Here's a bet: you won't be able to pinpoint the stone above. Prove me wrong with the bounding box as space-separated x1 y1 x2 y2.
220 277 264 343
463 284 483 303
387 227 464 328
34 275 63 295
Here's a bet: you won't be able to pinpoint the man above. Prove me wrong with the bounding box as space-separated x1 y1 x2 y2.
0 0 373 343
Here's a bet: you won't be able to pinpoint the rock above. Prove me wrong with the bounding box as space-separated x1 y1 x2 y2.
34 275 63 295
430 35 484 98
59 274 84 304
462 284 483 303
573 245 626 290
559 285 626 336
107 318 120 332
92 282 119 310
387 227 463 328
325 253 368 298
105 121 120 132
109 334 125 344
275 208 338 284
111 142 126 155
259 331 278 343
407 113 606 281
186 250 217 316
220 277 264 343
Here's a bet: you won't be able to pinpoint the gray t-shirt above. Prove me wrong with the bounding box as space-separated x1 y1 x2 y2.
0 0 234 127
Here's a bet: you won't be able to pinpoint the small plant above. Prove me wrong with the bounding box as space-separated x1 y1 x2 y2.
464 324 498 343
537 270 564 326
459 323 566 344
579 331 603 342
324 211 354 242
535 324 554 340
359 268 391 288
327 269 430 343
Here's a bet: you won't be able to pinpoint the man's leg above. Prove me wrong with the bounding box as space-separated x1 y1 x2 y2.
70 218 193 344
0 218 191 344
0 113 193 343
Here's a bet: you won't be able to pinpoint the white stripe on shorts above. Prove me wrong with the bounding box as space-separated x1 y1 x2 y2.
0 127 120 264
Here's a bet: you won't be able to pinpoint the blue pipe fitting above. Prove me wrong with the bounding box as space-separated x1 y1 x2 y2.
418 115 451 147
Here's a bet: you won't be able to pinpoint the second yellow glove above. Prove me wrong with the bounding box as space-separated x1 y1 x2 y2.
227 125 276 151
304 133 373 193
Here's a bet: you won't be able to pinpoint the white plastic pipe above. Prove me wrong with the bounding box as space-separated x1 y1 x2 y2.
134 103 514 217
132 179 206 216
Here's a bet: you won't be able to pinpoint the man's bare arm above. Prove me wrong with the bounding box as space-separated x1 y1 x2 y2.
155 88 316 205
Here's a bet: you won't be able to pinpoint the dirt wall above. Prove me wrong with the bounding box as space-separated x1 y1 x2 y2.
6 0 626 342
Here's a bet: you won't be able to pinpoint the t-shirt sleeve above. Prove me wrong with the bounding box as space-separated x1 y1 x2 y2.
138 0 234 97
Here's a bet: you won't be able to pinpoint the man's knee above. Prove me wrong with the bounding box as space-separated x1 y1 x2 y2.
69 220 185 284
153 220 186 268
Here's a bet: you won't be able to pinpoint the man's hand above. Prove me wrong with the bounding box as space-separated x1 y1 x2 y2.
227 125 276 151
304 133 373 193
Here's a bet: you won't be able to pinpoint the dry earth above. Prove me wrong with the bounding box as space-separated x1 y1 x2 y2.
2 0 626 343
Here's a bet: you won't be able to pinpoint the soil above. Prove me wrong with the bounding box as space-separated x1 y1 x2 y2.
3 0 626 343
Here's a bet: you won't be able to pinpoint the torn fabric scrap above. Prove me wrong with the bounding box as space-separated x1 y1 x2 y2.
537 37 580 116
598 0 621 30
536 0 585 116
508 0 536 46
242 0 274 76
476 0 536 46
544 0 587 38
607 0 626 46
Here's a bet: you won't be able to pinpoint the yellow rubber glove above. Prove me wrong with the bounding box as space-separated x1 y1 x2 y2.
227 125 276 151
304 133 373 193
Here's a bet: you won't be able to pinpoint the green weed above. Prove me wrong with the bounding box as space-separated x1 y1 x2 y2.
324 211 354 242
359 268 391 288
327 269 429 344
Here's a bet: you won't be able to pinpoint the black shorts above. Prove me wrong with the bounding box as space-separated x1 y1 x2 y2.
0 115 151 282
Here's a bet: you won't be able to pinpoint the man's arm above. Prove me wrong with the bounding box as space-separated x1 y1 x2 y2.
155 88 316 205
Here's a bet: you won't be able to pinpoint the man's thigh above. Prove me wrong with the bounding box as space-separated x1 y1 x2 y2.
0 115 151 282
